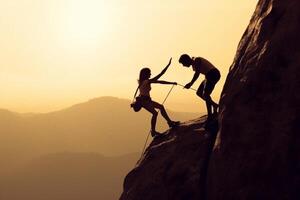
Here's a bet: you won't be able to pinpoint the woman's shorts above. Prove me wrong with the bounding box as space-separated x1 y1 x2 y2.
137 95 152 106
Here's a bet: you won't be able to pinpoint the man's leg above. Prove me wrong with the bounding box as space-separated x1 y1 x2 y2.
203 80 218 117
197 81 212 116
205 69 221 114
196 80 205 98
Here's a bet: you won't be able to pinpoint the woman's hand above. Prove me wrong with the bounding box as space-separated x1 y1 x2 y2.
150 57 173 81
167 57 172 66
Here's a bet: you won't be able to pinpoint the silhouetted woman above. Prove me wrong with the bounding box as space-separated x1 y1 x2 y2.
138 58 179 137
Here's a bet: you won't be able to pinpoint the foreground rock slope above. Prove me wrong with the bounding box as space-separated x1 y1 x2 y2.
120 116 218 200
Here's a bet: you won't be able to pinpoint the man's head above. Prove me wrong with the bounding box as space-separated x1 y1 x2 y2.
179 54 192 67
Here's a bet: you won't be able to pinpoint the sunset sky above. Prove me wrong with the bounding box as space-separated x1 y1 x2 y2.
0 0 257 113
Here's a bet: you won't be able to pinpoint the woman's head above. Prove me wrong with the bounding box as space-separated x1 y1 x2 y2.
139 67 151 83
179 54 192 67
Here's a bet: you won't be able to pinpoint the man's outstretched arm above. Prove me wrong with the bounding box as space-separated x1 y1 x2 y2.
185 71 200 88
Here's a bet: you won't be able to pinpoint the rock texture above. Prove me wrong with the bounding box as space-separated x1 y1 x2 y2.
120 117 218 200
121 0 300 199
207 0 300 199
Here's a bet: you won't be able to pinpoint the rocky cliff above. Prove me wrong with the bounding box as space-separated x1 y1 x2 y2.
120 116 218 200
121 0 300 199
207 0 300 199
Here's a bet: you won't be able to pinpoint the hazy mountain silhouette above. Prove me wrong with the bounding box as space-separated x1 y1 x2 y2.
1 152 139 200
0 97 199 200
0 96 199 175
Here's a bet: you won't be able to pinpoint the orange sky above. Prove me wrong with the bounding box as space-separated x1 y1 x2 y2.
0 0 257 113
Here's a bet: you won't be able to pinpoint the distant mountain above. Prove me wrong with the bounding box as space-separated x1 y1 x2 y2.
1 152 139 200
0 96 199 174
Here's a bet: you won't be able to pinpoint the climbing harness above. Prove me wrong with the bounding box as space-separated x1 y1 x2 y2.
130 85 142 112
140 84 176 156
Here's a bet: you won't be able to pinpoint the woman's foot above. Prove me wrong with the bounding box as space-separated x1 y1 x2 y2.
168 121 180 128
151 130 161 137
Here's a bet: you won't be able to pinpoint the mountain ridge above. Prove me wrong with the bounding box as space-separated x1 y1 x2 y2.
0 96 201 116
0 96 200 177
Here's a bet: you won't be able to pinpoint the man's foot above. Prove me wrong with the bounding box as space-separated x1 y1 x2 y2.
213 104 219 114
206 115 213 122
168 121 180 128
212 111 218 118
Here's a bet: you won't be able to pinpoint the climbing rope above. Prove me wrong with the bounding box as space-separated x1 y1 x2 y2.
177 83 197 91
140 83 199 157
140 84 176 157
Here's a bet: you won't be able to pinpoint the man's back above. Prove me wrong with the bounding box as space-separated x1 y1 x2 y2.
192 57 215 75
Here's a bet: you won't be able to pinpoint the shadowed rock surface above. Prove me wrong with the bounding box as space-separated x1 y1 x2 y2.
121 0 299 199
207 0 300 199
120 116 218 200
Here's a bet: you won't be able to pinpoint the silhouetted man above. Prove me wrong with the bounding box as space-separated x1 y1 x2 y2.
179 54 220 121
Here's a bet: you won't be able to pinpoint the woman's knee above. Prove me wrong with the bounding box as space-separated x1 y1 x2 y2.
159 104 166 111
154 103 164 111
152 110 158 117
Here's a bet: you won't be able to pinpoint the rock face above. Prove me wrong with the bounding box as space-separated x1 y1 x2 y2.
207 0 300 199
120 117 218 200
121 0 300 199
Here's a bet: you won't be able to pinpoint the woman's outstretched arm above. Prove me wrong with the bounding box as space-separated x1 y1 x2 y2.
150 58 172 81
151 80 177 85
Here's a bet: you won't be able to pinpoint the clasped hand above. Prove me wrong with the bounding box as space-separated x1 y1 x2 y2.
184 83 192 89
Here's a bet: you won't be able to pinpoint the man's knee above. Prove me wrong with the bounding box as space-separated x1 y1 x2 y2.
202 93 211 101
197 91 208 101
196 90 203 98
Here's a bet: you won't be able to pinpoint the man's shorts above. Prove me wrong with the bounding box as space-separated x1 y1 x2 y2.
197 68 221 96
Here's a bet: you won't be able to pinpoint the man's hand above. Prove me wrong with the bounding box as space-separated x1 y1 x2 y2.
184 83 192 89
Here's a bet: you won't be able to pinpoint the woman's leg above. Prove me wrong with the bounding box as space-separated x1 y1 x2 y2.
142 101 158 132
151 100 173 123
